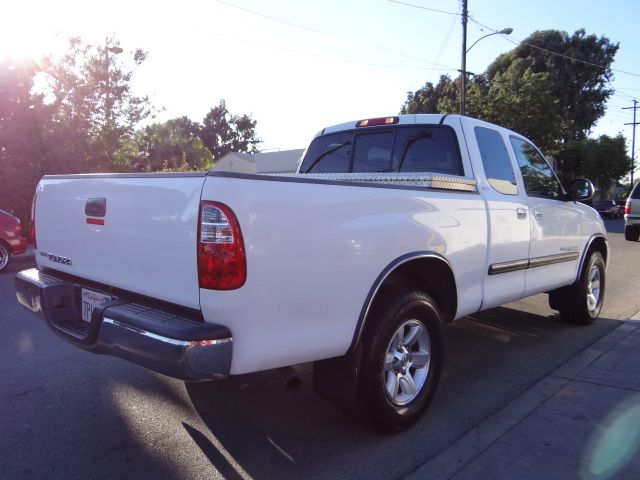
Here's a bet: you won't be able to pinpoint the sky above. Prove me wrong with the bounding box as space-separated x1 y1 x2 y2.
2 0 639 172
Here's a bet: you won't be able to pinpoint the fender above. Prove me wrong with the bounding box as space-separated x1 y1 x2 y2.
347 251 455 353
577 233 608 280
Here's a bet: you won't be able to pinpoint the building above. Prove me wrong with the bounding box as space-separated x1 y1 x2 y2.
211 149 305 174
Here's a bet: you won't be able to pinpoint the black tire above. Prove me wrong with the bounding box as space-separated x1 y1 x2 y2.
625 225 640 241
351 288 444 433
0 243 11 273
558 251 605 325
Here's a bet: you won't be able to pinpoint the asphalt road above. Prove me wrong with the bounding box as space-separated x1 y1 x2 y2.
1 218 639 480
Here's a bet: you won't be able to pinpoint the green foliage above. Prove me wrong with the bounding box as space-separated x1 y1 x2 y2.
199 99 260 160
474 65 562 152
0 58 47 222
0 37 262 222
485 29 618 142
401 75 459 114
556 135 631 193
39 37 153 172
132 117 213 171
400 28 626 187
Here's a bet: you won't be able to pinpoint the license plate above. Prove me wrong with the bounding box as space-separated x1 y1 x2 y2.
81 289 113 322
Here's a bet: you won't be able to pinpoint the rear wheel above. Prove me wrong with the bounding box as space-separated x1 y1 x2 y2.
625 225 640 241
558 251 605 325
0 243 11 272
351 288 444 433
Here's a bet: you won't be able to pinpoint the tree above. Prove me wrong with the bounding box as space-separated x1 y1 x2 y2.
400 29 618 149
473 64 562 152
0 57 46 222
401 75 458 115
132 117 213 171
39 37 153 171
484 29 618 142
199 99 260 160
556 134 630 193
583 134 631 195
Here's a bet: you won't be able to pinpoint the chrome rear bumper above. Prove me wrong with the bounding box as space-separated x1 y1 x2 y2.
15 268 232 381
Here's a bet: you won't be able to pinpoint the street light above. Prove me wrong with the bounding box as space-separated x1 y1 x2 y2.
460 27 513 115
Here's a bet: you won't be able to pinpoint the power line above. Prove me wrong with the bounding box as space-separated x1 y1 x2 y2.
207 30 457 72
387 0 460 16
468 17 640 78
217 0 458 71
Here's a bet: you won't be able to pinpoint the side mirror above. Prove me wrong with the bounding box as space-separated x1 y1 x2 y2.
567 178 594 201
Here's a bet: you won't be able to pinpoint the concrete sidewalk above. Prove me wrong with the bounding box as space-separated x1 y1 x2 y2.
408 313 640 480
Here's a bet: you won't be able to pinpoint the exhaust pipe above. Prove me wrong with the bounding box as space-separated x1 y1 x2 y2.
276 366 302 391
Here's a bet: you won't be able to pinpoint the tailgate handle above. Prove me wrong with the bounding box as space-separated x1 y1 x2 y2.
85 198 106 217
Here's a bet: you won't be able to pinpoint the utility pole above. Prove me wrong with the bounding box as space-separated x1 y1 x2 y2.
460 0 468 115
624 99 639 186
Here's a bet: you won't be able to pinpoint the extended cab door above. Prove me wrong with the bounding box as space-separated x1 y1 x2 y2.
509 136 581 296
463 120 531 309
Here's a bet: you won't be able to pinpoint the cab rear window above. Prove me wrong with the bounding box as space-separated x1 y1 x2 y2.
300 126 463 176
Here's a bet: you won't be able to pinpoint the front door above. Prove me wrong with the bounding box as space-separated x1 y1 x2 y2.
509 136 581 296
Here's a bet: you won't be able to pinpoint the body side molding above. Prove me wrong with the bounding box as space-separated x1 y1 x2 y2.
488 252 580 275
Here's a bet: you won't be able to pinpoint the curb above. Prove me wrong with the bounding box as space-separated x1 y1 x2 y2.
405 311 640 480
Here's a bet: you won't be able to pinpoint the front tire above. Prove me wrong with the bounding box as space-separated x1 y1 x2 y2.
558 251 605 325
352 289 444 433
0 243 11 272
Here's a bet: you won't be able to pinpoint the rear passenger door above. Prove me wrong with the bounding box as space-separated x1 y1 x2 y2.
509 136 581 296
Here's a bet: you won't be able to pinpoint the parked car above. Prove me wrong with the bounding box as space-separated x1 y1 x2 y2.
593 199 620 219
614 201 625 218
15 115 607 432
625 183 640 241
0 209 28 272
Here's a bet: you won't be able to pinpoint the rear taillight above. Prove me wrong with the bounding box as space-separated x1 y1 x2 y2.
30 193 37 248
625 204 631 215
198 201 246 290
15 224 23 235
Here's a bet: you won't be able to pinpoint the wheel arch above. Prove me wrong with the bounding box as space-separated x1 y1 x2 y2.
577 234 608 281
348 252 457 353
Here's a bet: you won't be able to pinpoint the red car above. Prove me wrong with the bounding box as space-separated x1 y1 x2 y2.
0 209 28 272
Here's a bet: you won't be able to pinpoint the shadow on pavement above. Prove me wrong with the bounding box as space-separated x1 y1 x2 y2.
184 304 621 480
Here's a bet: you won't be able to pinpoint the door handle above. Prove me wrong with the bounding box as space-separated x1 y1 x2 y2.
516 208 527 219
534 209 543 220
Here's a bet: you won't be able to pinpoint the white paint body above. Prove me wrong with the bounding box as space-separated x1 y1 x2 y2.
34 116 606 375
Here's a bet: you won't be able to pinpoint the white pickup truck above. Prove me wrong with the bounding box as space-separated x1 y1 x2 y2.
16 114 607 432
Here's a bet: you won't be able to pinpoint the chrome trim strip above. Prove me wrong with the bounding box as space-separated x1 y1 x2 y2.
102 318 233 346
489 252 580 276
528 252 579 269
103 318 189 346
488 259 529 275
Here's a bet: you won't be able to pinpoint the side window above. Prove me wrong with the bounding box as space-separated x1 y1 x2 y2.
509 137 562 199
394 127 463 175
352 131 395 172
474 127 517 195
299 132 352 173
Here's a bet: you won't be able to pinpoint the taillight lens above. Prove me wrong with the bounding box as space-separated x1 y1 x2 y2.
198 201 246 290
30 193 37 248
15 224 23 235
625 204 631 215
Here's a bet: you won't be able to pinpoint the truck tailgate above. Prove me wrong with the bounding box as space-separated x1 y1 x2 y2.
34 173 206 309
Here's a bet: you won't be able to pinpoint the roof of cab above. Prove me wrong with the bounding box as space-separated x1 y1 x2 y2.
317 114 460 138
